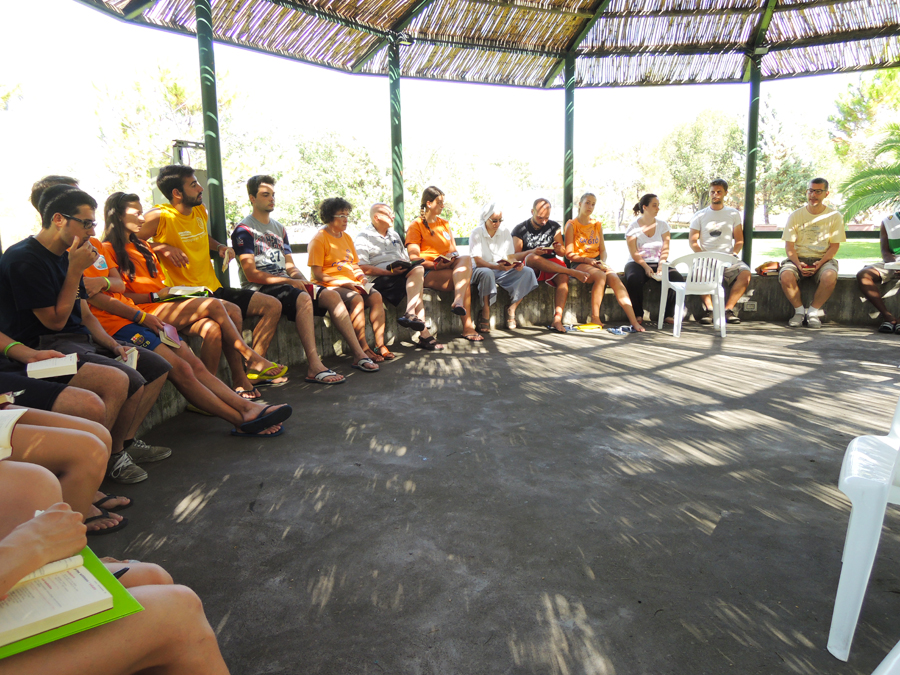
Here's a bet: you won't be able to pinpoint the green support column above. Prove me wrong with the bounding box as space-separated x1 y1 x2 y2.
195 0 229 288
742 56 761 266
563 54 575 223
389 43 405 236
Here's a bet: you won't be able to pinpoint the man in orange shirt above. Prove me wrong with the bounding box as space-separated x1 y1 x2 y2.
139 165 287 389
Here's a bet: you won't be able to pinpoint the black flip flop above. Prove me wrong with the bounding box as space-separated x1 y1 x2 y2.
415 336 444 351
92 492 133 511
881 320 897 333
85 508 128 536
238 404 293 435
451 305 467 316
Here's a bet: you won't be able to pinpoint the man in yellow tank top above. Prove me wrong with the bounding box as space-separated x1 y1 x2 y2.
139 166 286 390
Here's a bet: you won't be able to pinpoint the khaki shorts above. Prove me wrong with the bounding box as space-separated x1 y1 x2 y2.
863 262 898 283
723 261 751 285
780 257 839 283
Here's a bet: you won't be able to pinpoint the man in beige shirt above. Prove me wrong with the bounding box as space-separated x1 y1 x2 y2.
779 177 845 328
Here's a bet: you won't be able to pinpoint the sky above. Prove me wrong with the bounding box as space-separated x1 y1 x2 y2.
0 0 866 245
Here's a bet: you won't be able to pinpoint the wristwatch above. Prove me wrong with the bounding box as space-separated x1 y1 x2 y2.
150 292 159 303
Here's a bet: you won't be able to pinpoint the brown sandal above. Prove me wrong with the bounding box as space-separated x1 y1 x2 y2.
477 318 491 333
377 346 395 360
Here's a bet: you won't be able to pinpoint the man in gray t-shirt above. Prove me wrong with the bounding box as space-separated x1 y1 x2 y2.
688 179 751 325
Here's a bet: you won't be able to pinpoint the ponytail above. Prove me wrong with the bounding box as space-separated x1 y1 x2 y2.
419 185 445 236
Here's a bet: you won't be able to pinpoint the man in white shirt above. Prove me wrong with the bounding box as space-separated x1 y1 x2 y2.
689 179 751 324
779 178 845 328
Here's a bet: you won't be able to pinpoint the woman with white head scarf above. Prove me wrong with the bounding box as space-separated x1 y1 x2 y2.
469 201 539 330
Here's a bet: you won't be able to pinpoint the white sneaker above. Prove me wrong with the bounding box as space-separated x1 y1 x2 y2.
807 308 822 328
788 309 805 327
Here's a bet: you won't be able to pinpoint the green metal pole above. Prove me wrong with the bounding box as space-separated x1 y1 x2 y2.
742 56 761 267
563 54 575 223
195 0 229 288
389 43 405 237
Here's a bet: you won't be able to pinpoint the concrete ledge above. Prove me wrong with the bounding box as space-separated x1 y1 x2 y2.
138 273 895 434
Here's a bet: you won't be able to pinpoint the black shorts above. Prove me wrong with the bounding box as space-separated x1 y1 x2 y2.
37 334 172 397
213 286 256 318
0 370 67 411
372 275 407 307
257 283 328 320
566 256 602 270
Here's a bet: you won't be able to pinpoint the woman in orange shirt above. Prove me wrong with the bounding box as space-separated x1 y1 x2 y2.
101 194 285 400
308 198 386 372
565 193 644 332
405 186 485 342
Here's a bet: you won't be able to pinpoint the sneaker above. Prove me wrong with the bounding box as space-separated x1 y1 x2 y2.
128 439 172 463
806 308 822 328
698 308 713 325
107 451 148 484
788 309 805 327
725 309 740 324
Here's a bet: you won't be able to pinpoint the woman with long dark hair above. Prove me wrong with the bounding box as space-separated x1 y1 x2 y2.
405 186 489 341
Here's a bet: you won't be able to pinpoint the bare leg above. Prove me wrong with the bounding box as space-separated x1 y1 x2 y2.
857 268 895 322
811 270 838 310
242 292 282 359
124 374 167 442
185 318 223 375
726 270 751 311
331 287 374 355
316 289 369 362
111 386 143 457
0 462 62 537
576 264 607 323
779 271 803 309
552 278 569 333
451 256 477 335
367 291 387 352
290 292 342 381
66 364 129 432
404 266 434 340
606 273 644 331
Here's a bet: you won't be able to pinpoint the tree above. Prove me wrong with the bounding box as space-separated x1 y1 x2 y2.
662 111 745 214
756 104 816 224
840 123 900 222
829 68 900 158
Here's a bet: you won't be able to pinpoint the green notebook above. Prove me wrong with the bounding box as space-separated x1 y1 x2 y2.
0 547 143 660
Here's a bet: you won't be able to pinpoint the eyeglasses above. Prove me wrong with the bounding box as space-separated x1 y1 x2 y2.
333 214 350 220
63 215 98 229
489 218 503 224
807 188 827 195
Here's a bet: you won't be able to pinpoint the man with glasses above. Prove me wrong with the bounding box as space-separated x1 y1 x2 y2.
0 184 172 484
511 198 589 333
779 178 845 328
139 165 287 391
689 179 751 324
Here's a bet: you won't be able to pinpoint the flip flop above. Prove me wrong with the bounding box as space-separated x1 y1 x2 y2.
397 314 426 332
85 508 128 536
547 324 574 333
351 358 379 372
879 320 896 333
305 369 345 385
238 404 293 435
234 387 262 400
618 325 639 333
92 492 133 511
451 304 467 316
461 333 484 342
415 336 444 351
231 427 285 438
377 348 395 360
246 363 289 382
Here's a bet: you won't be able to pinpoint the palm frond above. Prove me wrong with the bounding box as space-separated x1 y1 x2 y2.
873 124 900 160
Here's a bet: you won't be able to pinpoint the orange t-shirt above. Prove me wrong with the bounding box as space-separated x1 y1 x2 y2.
307 229 365 286
567 218 605 260
405 217 454 260
81 238 163 335
103 241 168 296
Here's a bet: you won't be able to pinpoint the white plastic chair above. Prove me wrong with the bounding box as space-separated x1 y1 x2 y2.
828 396 900 662
872 639 900 675
657 252 737 337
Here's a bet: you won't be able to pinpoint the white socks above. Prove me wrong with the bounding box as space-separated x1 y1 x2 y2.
794 306 806 315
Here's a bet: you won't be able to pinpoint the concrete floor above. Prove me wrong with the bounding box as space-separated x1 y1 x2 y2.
92 322 900 675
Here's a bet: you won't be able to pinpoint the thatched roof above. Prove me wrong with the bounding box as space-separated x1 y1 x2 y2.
77 0 900 88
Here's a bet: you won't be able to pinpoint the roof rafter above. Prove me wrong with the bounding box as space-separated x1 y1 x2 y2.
542 0 614 87
464 0 593 18
261 0 386 39
742 0 777 82
351 0 439 73
599 0 871 20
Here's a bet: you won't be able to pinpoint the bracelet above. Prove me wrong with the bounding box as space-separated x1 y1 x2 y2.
104 277 111 291
2 342 22 357
138 312 147 325
132 310 142 323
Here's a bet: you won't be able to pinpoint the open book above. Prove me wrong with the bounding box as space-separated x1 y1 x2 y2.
160 286 211 301
26 353 78 379
0 547 142 658
115 347 139 369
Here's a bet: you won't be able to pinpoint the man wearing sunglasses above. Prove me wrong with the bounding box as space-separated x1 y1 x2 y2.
779 178 845 328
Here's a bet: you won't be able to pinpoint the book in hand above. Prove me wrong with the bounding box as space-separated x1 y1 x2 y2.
0 546 143 658
386 259 424 273
160 286 211 301
158 324 182 349
115 347 139 369
26 353 77 379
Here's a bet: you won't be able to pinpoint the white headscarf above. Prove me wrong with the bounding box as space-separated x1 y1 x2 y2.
479 201 501 228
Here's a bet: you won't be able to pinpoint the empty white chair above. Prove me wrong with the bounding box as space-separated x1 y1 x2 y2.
657 251 736 337
828 396 900 661
872 639 900 675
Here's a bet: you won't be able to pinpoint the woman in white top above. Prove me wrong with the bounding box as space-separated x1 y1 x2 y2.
624 194 684 324
470 202 538 330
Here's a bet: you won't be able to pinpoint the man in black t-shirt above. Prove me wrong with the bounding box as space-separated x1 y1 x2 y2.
511 198 589 333
0 184 172 484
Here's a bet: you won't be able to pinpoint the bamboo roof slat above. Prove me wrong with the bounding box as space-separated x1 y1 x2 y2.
75 0 900 88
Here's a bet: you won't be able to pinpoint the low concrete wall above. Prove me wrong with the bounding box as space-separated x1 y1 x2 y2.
137 272 896 434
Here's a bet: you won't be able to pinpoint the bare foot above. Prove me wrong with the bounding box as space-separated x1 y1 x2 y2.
85 506 123 533
364 348 385 363
551 319 567 333
93 491 131 510
664 317 675 325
